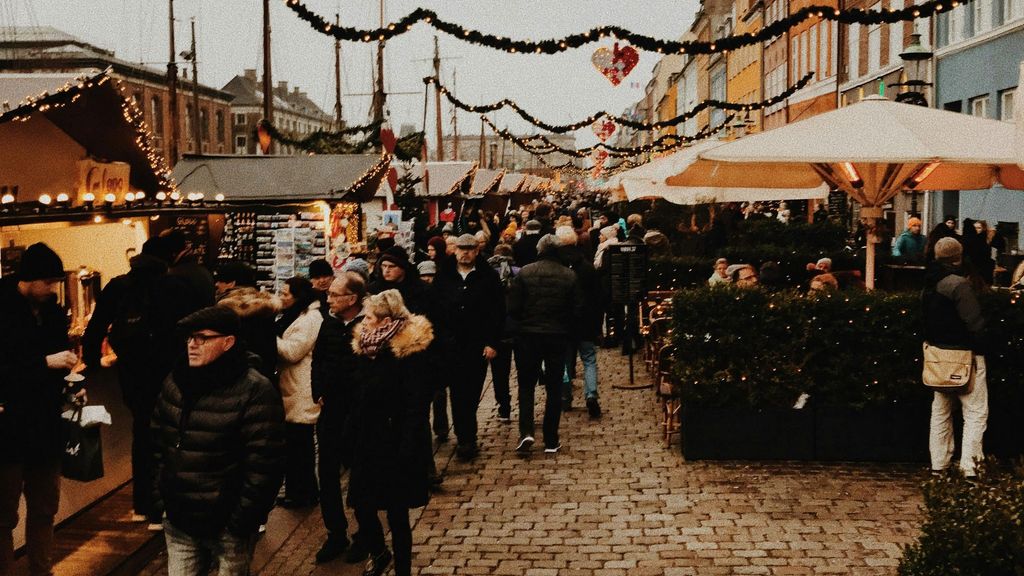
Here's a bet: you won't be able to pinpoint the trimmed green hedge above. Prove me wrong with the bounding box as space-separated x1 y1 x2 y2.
671 287 1024 410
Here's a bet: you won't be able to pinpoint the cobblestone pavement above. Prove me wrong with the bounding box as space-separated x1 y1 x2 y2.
139 347 926 575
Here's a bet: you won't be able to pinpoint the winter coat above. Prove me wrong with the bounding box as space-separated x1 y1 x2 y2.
276 301 323 424
368 276 432 317
513 233 542 267
922 262 987 354
82 253 195 408
311 312 363 425
892 230 926 260
507 253 584 336
558 246 603 342
430 255 505 357
151 348 285 538
346 314 434 511
0 277 69 463
218 287 281 383
169 258 217 312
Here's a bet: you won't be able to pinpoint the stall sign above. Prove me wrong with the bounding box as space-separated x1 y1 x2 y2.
77 160 130 202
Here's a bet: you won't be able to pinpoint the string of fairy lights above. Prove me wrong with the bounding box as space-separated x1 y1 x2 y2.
481 114 734 159
285 0 950 55
425 72 815 133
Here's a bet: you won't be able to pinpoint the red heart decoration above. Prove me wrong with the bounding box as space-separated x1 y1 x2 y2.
590 148 609 169
591 43 639 86
592 118 617 142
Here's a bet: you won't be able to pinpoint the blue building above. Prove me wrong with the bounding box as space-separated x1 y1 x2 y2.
931 0 1022 249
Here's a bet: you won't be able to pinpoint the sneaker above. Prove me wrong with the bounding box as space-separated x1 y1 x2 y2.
544 443 562 454
363 548 393 576
497 406 511 423
130 513 147 523
516 435 535 453
315 535 350 564
586 397 602 419
258 524 267 534
562 395 573 411
345 540 369 564
147 523 164 532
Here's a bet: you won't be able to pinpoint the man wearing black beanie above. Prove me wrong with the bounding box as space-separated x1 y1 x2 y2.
0 243 79 576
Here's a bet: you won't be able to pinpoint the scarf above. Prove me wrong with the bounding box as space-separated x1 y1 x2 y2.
358 317 405 358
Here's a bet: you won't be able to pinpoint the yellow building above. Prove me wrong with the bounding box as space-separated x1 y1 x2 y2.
658 84 678 136
727 0 765 131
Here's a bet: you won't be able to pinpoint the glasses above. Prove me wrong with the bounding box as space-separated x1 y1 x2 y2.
187 333 229 345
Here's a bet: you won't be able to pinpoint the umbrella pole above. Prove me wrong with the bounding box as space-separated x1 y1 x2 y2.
862 207 883 290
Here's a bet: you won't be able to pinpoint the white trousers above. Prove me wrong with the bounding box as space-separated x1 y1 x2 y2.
929 355 988 476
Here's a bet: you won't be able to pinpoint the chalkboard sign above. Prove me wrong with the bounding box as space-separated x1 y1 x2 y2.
167 215 210 264
609 242 647 305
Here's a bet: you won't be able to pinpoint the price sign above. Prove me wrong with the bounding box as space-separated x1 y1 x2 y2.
608 242 647 305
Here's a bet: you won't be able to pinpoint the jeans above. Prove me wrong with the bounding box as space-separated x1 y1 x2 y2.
354 506 412 576
0 458 60 576
563 340 598 401
283 422 318 502
316 416 349 537
163 521 255 576
515 334 568 447
449 351 489 449
930 355 989 476
490 339 514 413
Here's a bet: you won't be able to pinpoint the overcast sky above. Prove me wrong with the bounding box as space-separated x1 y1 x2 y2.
6 1 700 149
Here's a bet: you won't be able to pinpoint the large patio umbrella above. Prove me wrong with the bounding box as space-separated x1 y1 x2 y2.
672 95 1024 289
611 139 828 205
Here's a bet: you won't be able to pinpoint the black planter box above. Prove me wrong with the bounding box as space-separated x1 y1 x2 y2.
813 404 929 462
681 405 815 461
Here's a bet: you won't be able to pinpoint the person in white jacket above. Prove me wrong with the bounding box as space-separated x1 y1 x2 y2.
276 277 324 508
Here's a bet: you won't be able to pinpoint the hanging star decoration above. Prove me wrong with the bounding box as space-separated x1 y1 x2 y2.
591 43 640 86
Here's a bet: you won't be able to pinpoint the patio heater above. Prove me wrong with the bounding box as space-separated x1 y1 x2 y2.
896 31 934 216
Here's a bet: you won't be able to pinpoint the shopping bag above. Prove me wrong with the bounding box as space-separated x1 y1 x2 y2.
922 342 974 394
62 409 104 482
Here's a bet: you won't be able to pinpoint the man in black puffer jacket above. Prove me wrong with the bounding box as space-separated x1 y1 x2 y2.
508 235 584 454
151 307 285 575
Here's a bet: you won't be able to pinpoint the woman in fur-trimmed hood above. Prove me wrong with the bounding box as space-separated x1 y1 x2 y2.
346 289 433 576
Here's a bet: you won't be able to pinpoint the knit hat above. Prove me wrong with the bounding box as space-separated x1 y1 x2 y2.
215 260 256 287
934 237 963 262
178 306 241 336
907 217 922 229
308 258 334 279
18 243 64 281
536 234 560 256
417 260 437 277
378 246 411 271
341 258 370 280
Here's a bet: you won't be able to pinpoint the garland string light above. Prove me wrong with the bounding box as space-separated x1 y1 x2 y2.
481 115 734 159
259 119 426 160
426 72 813 133
285 0 951 55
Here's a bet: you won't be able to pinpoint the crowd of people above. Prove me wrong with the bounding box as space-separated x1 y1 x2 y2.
0 197 656 576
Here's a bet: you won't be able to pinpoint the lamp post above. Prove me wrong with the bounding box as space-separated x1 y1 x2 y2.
896 31 934 216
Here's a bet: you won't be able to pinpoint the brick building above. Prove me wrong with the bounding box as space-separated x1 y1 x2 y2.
221 69 332 155
0 26 233 162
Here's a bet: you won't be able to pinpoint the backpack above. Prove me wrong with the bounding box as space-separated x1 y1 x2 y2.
107 276 158 358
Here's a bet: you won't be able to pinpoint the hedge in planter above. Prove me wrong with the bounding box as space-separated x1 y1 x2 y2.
898 459 1024 576
671 287 1024 461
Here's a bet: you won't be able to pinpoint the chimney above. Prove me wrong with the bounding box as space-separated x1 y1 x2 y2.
277 81 288 93
243 68 257 81
292 86 300 96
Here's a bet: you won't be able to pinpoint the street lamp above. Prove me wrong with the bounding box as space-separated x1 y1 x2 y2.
896 32 934 107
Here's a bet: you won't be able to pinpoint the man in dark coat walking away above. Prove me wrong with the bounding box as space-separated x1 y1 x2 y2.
151 307 285 575
513 219 543 266
0 244 80 576
161 230 216 311
556 226 603 418
508 235 584 454
430 234 505 461
83 237 196 527
310 272 366 565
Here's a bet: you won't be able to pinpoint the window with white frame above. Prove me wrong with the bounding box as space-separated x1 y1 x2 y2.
793 36 800 79
970 95 989 118
973 0 992 34
848 22 861 80
809 26 818 77
868 4 882 73
830 21 838 76
949 4 966 44
235 135 247 153
1000 88 1016 121
234 113 247 125
1005 0 1024 22
818 22 828 77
